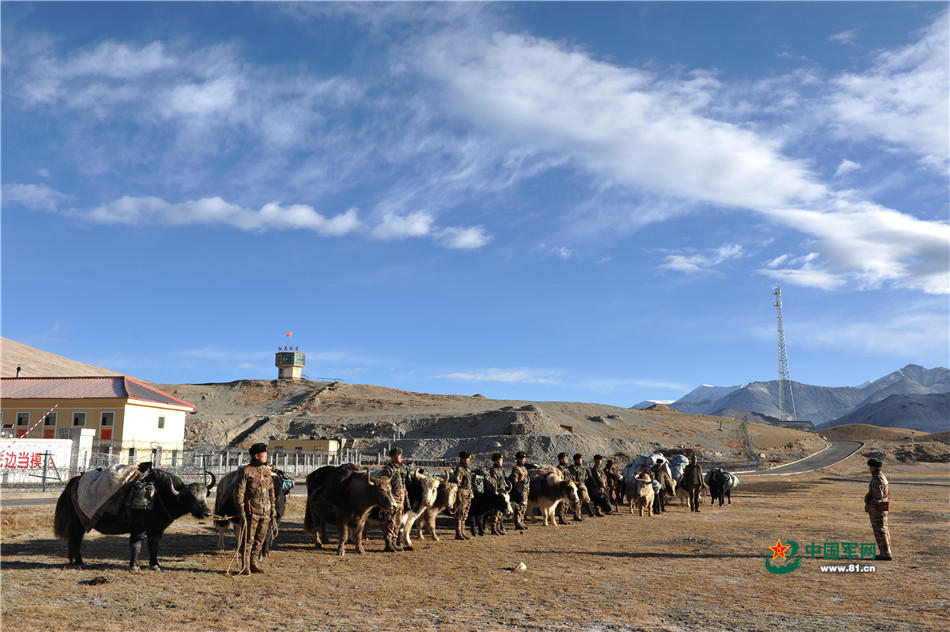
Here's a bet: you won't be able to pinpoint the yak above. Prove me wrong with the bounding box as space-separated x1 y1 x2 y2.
467 470 513 537
54 468 214 570
706 468 738 506
213 466 294 557
304 464 397 557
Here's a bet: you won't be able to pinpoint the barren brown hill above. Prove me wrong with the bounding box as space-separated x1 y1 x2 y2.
820 423 928 441
155 379 827 465
1 337 122 378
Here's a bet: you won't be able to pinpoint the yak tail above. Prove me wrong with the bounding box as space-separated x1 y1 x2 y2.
53 477 79 540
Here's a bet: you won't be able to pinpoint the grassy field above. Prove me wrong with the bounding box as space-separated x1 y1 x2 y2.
2 454 948 632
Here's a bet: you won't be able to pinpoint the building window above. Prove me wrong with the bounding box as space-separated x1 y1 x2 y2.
171 450 179 467
157 416 165 429
44 412 57 426
128 447 136 461
16 412 30 426
100 412 114 427
72 412 87 427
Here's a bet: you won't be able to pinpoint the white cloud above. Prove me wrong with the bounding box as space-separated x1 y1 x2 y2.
834 159 861 177
434 368 561 384
34 168 51 179
762 199 950 294
827 10 949 170
828 29 859 45
86 195 361 236
372 211 435 240
2 183 73 212
581 377 689 393
436 226 491 249
660 243 745 274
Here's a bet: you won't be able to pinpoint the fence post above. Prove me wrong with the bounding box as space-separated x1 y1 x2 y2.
42 451 49 492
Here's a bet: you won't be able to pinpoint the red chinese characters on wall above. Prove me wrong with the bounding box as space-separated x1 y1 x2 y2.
1 451 47 469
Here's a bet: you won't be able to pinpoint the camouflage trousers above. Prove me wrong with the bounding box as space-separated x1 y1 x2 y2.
454 489 474 537
239 512 272 572
384 488 407 549
869 508 892 557
513 492 529 528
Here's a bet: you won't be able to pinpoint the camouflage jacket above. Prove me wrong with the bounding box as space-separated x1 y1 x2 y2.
556 463 571 483
383 462 407 492
453 464 473 491
489 465 507 492
568 464 587 485
509 464 529 485
235 462 275 517
867 471 889 504
589 465 607 490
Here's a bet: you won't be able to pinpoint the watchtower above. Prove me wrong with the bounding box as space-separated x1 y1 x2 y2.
275 347 305 380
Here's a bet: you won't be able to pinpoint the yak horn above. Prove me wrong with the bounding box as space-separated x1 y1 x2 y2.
205 471 216 492
164 474 180 497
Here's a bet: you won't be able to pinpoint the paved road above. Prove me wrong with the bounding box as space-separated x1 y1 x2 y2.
740 440 864 476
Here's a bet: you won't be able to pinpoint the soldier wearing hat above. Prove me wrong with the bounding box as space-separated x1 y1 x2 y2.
381 447 409 552
589 454 607 517
865 458 893 560
488 453 508 535
452 451 474 540
509 451 530 530
235 442 275 574
555 452 572 525
568 454 588 521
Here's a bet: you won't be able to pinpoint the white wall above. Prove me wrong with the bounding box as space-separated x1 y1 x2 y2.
121 403 186 448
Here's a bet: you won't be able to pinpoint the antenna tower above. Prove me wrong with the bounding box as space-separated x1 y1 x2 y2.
772 286 797 420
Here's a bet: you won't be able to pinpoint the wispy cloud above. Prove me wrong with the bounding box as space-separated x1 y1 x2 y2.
792 309 950 358
827 10 949 170
833 159 861 177
2 183 73 212
828 29 859 45
434 368 562 385
660 243 745 274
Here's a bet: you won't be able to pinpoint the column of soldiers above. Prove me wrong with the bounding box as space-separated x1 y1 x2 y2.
230 444 894 568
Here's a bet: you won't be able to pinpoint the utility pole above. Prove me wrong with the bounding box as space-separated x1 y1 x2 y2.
773 286 797 421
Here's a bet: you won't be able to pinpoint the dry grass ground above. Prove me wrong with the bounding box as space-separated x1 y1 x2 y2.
2 453 948 632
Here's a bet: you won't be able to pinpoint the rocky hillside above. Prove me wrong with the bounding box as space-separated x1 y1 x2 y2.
155 379 826 465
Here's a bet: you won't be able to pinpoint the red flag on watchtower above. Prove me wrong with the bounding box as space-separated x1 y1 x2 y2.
285 332 293 337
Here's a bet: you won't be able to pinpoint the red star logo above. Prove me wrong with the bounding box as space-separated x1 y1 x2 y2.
769 538 791 560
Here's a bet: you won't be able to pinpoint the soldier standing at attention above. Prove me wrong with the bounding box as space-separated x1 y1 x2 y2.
681 455 704 513
589 454 607 517
488 453 508 535
865 458 893 560
568 454 588 521
509 451 530 530
555 452 572 525
235 443 276 575
453 451 474 540
382 447 408 553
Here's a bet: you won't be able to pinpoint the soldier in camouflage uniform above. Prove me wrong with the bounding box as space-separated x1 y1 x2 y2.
488 453 508 535
381 447 409 552
555 452 572 525
568 454 588 521
865 458 893 560
235 443 276 575
588 454 607 517
509 451 530 530
453 451 474 540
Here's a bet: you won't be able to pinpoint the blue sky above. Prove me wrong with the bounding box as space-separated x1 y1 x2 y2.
3 2 948 407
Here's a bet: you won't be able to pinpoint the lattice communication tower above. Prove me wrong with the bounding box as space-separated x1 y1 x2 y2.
772 286 797 420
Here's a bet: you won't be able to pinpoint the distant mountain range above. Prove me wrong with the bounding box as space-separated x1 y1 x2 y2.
634 364 949 433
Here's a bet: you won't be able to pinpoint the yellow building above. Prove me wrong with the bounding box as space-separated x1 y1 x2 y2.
0 376 195 464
